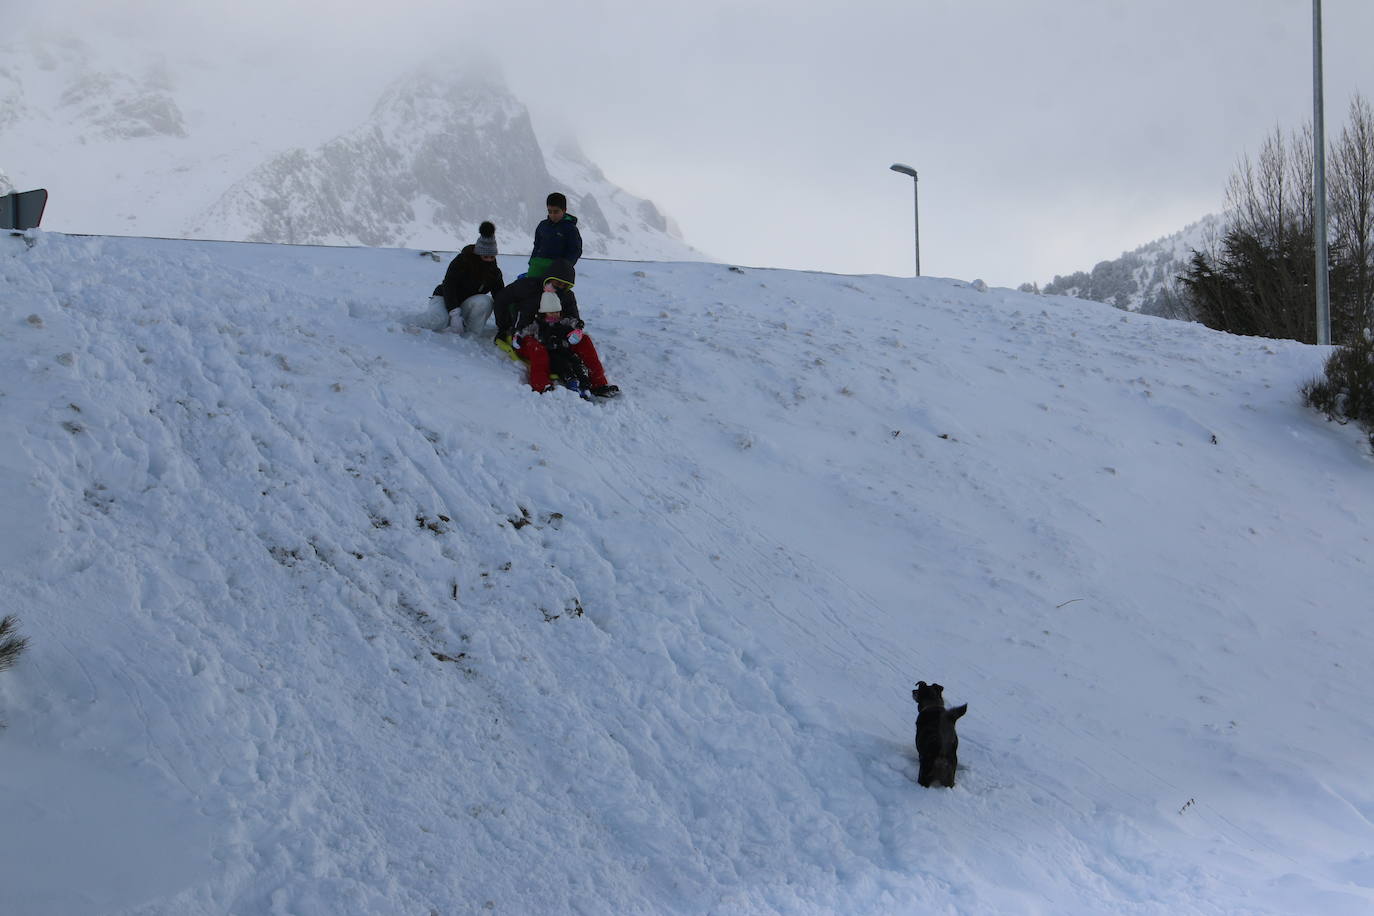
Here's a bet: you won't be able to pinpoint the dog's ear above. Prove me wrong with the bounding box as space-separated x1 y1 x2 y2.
915 681 927 690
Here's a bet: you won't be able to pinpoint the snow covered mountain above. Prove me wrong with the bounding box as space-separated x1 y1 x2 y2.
188 64 693 258
186 66 554 249
1029 214 1225 316
0 35 701 261
3 229 1373 914
0 38 183 143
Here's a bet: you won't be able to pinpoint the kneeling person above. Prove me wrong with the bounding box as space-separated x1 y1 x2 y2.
433 221 504 335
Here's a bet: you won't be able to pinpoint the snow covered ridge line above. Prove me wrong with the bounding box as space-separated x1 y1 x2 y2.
18 229 724 268
3 230 1374 914
14 229 944 278
27 230 395 250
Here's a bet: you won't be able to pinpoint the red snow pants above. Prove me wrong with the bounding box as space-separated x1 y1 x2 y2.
519 334 609 392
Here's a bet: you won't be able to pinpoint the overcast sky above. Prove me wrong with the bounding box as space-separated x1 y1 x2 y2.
16 0 1374 286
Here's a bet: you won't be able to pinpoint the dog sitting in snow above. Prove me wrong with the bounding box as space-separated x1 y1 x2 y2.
913 681 967 788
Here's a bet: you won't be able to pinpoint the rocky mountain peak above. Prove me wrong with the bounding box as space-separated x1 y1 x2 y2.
0 34 702 262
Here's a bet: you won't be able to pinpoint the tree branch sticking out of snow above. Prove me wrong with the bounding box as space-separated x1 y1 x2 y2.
0 615 28 673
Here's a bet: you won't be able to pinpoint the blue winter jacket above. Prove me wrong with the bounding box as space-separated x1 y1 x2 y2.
529 214 582 271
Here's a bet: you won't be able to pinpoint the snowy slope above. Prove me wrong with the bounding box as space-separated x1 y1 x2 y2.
1 233 1372 915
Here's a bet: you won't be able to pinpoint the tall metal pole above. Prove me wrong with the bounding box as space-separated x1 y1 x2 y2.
890 163 921 277
913 175 921 277
1313 0 1332 345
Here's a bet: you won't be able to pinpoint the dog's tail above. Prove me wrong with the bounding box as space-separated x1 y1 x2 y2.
948 703 968 722
921 759 956 789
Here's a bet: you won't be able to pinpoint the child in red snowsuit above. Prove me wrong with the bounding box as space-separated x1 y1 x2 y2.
508 261 619 397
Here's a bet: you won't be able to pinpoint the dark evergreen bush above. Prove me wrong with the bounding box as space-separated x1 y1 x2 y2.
1304 331 1374 449
1179 227 1361 344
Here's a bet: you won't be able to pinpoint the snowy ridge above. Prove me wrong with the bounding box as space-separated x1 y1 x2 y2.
1037 214 1226 315
543 140 702 262
1 232 1373 914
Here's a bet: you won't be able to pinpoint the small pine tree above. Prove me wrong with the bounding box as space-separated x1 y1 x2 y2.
0 615 27 672
1304 329 1374 449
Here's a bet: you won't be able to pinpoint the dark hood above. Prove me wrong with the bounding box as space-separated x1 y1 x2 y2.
545 259 576 288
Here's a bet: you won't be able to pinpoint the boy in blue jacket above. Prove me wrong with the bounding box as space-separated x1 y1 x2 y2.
527 192 582 281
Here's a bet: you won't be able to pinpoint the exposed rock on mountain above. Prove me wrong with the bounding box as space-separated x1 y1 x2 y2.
0 65 21 131
59 69 187 140
190 67 553 248
181 61 700 257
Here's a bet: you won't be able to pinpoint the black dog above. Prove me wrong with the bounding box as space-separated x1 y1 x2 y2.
913 681 968 788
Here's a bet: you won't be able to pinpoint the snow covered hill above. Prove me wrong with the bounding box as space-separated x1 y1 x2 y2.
2 232 1372 915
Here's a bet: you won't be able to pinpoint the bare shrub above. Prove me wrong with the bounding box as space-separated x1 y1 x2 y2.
0 615 27 672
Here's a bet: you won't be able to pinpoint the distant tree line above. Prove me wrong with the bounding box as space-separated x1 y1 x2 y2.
1179 95 1374 345
1037 256 1145 311
1019 218 1224 320
1175 96 1374 444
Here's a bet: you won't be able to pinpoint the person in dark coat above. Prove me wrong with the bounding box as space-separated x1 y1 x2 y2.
492 250 575 341
504 259 619 397
526 192 582 280
432 221 504 335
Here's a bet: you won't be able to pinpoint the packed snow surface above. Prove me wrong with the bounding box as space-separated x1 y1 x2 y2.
1 232 1371 915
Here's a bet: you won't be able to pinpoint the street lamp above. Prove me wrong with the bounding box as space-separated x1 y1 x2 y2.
1312 0 1332 345
890 163 920 277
